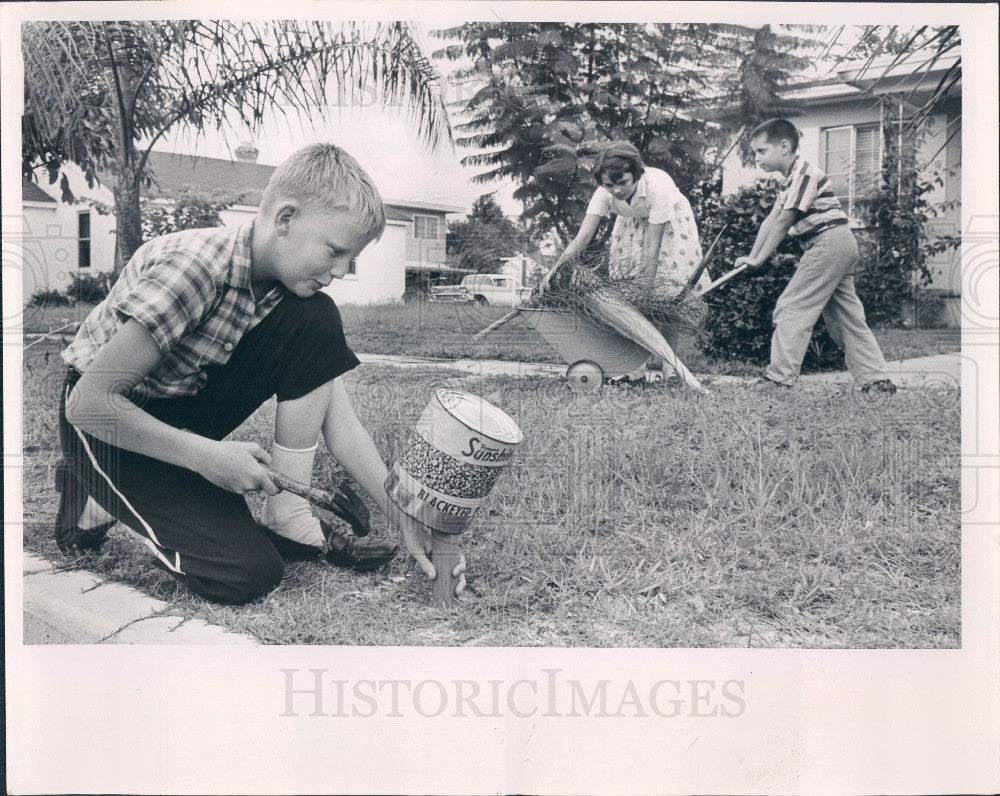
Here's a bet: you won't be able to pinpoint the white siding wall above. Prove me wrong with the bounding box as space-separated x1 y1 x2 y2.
723 100 883 196
217 206 258 227
20 191 116 299
322 221 407 305
719 99 962 325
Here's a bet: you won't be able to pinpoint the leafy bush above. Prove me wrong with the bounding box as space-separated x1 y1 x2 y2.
141 188 236 240
853 105 960 327
29 288 71 307
66 272 112 304
694 179 844 370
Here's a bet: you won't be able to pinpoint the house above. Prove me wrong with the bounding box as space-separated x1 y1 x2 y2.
21 145 462 305
721 52 962 326
20 178 117 299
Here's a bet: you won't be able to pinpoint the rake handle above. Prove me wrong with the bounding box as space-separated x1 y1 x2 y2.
473 309 521 340
686 223 729 289
693 262 750 298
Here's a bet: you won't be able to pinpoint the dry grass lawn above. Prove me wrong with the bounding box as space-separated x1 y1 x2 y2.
22 340 960 648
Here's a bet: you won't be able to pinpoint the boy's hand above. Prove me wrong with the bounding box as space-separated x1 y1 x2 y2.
197 440 278 495
735 255 763 270
388 504 467 596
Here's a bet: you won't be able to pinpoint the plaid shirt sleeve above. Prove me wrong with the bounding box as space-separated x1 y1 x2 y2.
112 253 219 356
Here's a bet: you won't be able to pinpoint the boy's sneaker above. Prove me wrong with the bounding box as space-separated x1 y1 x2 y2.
320 519 399 572
755 375 792 389
861 379 897 395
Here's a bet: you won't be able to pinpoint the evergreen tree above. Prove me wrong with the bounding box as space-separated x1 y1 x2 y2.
434 23 817 242
447 194 527 272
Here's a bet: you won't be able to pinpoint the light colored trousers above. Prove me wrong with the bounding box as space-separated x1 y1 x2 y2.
766 225 888 386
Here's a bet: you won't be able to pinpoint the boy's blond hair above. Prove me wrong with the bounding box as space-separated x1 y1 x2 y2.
260 143 386 238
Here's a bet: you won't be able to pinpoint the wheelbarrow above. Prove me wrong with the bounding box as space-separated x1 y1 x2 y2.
474 259 751 393
518 306 653 391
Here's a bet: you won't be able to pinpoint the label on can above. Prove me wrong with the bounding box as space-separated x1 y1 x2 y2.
386 462 478 534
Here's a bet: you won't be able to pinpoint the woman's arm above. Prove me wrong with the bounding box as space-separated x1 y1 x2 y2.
639 221 667 290
66 319 277 495
556 213 603 266
537 213 603 295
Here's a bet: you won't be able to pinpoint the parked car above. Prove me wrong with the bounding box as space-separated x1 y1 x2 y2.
428 274 533 306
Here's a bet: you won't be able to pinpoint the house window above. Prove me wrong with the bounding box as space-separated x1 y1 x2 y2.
413 214 440 240
77 211 91 268
820 124 882 218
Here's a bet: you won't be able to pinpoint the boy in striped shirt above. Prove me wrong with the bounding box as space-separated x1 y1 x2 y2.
736 118 896 393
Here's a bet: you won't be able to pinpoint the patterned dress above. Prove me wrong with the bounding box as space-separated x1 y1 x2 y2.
587 167 709 299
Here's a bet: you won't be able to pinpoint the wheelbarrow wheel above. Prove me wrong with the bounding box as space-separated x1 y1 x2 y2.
566 360 603 392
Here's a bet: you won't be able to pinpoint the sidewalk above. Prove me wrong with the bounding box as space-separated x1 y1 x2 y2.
20 350 960 646
357 351 963 389
22 552 257 645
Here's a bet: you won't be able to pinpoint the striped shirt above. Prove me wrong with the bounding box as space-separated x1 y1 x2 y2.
62 224 285 398
777 157 849 240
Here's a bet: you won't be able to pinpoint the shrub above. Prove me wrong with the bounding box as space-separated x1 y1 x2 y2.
141 188 236 240
694 179 843 371
29 288 71 307
66 272 112 304
853 104 960 327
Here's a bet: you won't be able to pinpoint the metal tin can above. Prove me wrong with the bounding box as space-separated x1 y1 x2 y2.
386 388 523 534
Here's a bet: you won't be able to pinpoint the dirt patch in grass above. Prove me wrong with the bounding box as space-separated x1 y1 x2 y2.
21 347 960 648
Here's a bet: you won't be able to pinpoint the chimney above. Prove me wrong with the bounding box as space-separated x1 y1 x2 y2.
234 142 259 164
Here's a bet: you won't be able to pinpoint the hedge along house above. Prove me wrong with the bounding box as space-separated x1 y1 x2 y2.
722 52 962 327
20 144 462 306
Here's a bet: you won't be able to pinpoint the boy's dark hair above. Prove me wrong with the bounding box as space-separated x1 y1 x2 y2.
592 141 645 183
750 118 800 151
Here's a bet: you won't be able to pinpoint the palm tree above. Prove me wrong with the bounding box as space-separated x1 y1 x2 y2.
823 25 960 131
22 20 452 271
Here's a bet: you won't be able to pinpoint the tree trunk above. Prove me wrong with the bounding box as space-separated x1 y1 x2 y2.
104 26 145 278
112 168 143 276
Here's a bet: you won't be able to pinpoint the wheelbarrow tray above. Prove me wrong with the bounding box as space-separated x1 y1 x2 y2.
519 307 650 379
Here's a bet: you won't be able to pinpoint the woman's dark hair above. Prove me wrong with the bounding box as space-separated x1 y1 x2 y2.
592 142 645 183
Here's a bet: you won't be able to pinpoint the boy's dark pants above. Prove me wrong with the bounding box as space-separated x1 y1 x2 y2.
56 293 351 605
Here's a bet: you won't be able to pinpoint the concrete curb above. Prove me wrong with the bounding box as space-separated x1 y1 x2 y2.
358 351 962 389
22 552 258 645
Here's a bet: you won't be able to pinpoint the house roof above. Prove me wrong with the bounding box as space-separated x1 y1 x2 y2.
144 151 275 206
141 151 462 215
22 180 57 203
781 52 961 104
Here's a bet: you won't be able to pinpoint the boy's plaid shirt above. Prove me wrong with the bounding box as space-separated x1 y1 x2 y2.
62 224 284 399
